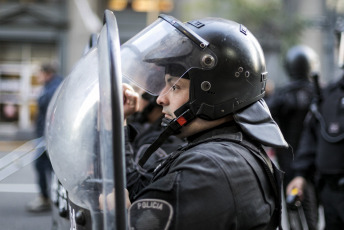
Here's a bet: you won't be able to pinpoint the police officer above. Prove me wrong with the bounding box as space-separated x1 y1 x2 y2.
119 15 289 230
287 21 344 230
267 45 318 184
266 45 319 229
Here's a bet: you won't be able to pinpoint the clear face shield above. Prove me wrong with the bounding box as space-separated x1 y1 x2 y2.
121 16 217 96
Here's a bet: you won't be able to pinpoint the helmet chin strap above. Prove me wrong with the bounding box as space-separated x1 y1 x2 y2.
138 102 196 167
161 117 173 127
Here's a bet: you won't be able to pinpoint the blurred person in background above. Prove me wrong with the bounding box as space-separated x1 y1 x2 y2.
26 62 63 212
287 20 344 230
266 45 320 229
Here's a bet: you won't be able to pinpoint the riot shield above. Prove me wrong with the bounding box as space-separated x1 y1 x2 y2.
0 137 45 182
45 10 126 230
46 44 102 229
98 10 127 230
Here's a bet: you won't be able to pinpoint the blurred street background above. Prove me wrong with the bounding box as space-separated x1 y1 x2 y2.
0 0 343 229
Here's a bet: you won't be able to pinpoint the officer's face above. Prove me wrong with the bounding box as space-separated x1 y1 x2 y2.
156 75 190 119
157 74 230 138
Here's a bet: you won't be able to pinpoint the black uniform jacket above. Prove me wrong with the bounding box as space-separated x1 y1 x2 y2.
126 122 283 230
293 76 344 178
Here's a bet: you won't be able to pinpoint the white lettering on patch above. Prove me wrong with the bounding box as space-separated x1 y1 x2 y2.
137 201 163 210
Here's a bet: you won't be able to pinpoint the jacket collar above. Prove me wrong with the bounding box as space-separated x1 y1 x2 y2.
187 121 243 144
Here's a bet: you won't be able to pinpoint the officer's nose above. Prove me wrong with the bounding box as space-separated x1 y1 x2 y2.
157 87 169 106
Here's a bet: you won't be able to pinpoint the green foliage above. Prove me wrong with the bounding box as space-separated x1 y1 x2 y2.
181 0 306 54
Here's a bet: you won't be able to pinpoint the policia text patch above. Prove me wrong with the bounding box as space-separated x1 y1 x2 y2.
128 199 173 230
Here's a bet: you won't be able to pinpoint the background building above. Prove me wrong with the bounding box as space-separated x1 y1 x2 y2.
0 0 68 138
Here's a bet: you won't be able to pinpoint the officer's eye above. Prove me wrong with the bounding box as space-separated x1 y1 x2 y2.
171 85 177 91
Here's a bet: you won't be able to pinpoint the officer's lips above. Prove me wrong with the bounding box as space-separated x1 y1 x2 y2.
164 115 173 119
163 112 174 119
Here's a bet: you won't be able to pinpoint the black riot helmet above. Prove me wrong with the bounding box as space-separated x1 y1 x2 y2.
121 15 268 122
183 17 268 121
121 14 288 166
284 45 319 80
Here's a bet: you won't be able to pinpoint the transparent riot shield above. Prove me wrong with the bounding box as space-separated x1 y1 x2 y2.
45 10 127 230
45 46 103 229
98 10 127 230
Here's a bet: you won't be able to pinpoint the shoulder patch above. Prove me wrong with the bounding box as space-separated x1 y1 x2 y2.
128 199 173 230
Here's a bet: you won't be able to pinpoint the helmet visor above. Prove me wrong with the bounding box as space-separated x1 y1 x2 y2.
121 18 216 96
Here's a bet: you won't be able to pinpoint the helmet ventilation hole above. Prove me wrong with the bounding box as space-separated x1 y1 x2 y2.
201 54 215 68
201 81 211 91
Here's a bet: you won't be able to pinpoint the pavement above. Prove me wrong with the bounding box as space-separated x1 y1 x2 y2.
0 133 53 230
0 165 52 230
